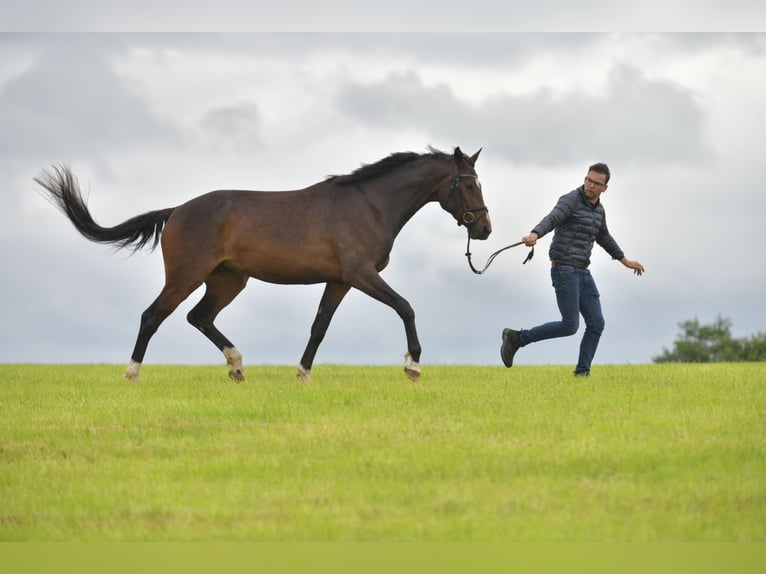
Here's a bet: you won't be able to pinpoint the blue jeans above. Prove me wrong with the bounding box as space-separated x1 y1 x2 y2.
519 265 605 374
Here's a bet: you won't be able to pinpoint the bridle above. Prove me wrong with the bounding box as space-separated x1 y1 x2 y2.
446 163 534 274
465 236 534 274
447 164 488 226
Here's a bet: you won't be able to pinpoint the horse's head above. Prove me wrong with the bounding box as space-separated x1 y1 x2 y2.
440 147 492 240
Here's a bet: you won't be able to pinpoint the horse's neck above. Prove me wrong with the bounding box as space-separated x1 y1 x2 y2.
366 164 447 235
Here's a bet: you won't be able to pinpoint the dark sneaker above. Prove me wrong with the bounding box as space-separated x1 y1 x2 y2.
573 370 590 378
501 328 521 367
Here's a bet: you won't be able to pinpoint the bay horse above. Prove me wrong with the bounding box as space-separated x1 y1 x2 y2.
35 147 491 382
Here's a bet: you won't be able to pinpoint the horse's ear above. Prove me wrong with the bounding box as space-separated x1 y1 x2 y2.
470 148 482 164
453 147 463 164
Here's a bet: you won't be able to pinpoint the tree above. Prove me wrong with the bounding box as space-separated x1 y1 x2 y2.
741 332 766 361
653 315 766 363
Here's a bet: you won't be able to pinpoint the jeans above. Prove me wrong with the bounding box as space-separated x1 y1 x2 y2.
519 264 605 374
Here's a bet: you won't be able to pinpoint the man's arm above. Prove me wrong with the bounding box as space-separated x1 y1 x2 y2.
522 192 577 246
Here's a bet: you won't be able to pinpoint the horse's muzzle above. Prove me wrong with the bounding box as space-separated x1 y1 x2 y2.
468 214 492 240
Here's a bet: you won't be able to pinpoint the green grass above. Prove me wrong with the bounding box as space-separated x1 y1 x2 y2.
0 363 764 541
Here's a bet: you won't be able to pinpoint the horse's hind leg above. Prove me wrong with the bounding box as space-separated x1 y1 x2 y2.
125 282 201 382
297 281 351 382
187 265 249 381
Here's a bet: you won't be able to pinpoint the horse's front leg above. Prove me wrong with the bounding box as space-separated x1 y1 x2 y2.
353 272 422 381
297 282 351 382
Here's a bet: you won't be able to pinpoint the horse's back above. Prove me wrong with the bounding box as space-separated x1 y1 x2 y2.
160 186 358 284
167 188 315 236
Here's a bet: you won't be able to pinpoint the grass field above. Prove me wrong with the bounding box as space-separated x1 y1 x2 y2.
0 362 764 542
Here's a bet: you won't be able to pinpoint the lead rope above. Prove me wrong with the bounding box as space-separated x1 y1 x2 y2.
465 234 535 274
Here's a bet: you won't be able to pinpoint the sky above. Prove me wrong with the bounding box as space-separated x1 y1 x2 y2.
1 13 765 372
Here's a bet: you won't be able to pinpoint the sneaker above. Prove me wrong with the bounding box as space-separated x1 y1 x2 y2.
573 370 590 377
500 328 521 367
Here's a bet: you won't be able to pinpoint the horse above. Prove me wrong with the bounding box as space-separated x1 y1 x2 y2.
35 146 492 382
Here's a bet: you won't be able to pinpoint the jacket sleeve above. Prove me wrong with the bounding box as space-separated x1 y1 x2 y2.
595 215 625 260
531 192 576 238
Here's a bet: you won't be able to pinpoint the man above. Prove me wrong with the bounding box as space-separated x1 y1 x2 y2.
501 163 644 376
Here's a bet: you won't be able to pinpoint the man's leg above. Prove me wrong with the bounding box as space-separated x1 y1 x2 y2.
501 265 583 368
520 265 581 345
574 271 604 375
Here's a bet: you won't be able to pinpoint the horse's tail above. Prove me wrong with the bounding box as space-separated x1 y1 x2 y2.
34 165 175 252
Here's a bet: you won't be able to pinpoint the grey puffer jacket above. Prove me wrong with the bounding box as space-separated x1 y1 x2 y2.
531 185 624 268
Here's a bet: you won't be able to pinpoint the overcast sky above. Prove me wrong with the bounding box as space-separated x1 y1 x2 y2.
1 24 765 371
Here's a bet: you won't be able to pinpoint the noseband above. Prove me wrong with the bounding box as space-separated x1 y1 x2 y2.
447 164 488 226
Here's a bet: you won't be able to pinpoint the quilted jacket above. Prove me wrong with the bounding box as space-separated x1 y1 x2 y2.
531 185 624 268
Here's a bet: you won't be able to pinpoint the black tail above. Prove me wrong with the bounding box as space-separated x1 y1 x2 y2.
34 165 175 252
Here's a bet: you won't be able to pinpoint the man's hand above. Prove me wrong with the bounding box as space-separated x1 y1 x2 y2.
522 232 538 247
621 258 645 276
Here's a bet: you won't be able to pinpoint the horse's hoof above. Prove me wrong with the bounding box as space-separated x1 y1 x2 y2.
228 369 245 382
124 360 141 383
403 352 421 381
404 364 421 382
296 366 311 383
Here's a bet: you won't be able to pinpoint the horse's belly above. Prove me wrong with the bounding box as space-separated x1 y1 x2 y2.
228 247 341 285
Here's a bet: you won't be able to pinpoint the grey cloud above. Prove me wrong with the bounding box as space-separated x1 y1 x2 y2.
653 32 766 55
198 102 263 152
0 34 627 74
5 3 766 32
0 42 178 166
337 64 711 167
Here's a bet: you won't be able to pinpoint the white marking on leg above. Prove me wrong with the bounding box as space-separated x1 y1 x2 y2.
223 346 244 382
124 360 141 382
296 365 311 383
403 352 421 382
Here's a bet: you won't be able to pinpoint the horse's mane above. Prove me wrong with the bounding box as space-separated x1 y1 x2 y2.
328 147 451 186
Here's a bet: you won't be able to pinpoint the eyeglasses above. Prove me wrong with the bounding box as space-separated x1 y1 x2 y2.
585 176 607 188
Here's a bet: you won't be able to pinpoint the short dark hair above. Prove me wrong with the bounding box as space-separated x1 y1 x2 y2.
588 162 610 184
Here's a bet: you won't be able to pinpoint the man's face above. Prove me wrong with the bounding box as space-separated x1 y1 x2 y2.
583 171 608 204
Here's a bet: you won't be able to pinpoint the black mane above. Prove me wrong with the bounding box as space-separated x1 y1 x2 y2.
329 147 451 186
